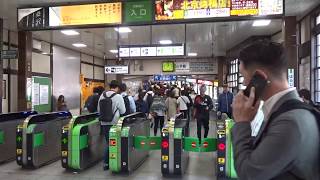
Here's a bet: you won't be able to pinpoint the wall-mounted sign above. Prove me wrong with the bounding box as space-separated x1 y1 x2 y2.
162 61 175 72
175 62 190 72
18 3 122 29
124 0 152 23
155 0 283 21
288 69 294 87
119 45 184 58
154 74 177 81
18 8 49 29
190 61 218 74
105 66 129 74
1 50 18 59
49 3 122 27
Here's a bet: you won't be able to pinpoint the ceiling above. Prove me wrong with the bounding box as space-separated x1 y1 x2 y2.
0 0 319 58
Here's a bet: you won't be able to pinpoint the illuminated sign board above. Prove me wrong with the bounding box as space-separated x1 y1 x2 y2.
155 0 283 21
118 45 184 57
49 3 122 27
18 3 122 29
162 62 175 72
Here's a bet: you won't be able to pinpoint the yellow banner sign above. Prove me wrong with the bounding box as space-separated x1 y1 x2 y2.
49 3 122 26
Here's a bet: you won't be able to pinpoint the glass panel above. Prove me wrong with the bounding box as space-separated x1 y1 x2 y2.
316 69 320 79
317 80 320 90
317 57 320 68
316 92 320 103
317 34 320 45
317 45 320 57
317 14 320 25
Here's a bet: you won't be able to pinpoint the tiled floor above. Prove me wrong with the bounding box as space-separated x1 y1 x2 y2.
0 119 217 180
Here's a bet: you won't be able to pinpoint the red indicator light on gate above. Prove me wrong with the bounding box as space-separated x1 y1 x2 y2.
203 142 209 148
110 139 116 146
191 142 196 148
161 140 169 149
218 143 225 150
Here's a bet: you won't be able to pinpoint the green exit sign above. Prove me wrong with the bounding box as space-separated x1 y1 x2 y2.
124 0 152 23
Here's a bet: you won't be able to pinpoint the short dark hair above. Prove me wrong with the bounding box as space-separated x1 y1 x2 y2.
298 89 311 100
239 39 287 77
109 80 120 89
120 83 127 92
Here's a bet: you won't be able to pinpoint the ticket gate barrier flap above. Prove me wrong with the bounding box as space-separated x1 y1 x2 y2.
133 136 161 150
0 130 3 144
173 127 189 175
183 137 217 152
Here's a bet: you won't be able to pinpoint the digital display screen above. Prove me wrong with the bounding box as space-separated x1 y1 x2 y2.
162 61 175 72
141 47 157 56
119 48 130 57
155 0 283 21
157 46 184 56
49 3 122 27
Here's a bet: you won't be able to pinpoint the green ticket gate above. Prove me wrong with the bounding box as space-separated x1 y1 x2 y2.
109 112 159 173
0 111 37 163
61 113 105 171
16 112 71 168
225 119 237 179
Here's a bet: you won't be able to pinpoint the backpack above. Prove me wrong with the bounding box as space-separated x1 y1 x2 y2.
136 99 148 113
146 93 154 110
99 92 117 122
85 94 100 113
268 99 320 169
122 95 132 116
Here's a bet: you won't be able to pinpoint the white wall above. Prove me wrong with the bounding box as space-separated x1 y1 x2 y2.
32 52 50 74
53 46 81 115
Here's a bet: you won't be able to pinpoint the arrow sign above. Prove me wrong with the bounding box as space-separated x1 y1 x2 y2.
62 138 67 144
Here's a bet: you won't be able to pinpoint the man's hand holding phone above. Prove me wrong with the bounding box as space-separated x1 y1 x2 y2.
232 87 260 123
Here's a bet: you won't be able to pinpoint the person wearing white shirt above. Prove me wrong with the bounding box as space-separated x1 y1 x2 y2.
177 90 190 119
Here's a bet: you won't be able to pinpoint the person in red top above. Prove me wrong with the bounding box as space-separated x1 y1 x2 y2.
193 85 213 143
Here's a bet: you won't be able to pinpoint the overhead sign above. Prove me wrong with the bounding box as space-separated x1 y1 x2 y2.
49 3 122 27
190 61 218 74
18 8 49 29
154 74 177 81
162 62 175 72
1 50 18 59
231 0 259 16
105 66 129 74
155 0 283 21
18 3 122 29
118 45 184 58
124 0 153 23
175 62 190 72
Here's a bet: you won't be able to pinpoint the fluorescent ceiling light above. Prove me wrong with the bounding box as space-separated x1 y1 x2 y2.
110 50 118 54
72 43 87 48
61 30 79 36
159 40 172 45
41 52 48 55
252 20 271 27
188 53 197 56
114 27 132 33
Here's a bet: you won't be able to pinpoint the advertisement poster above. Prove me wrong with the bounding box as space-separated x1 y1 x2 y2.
40 85 49 105
155 0 230 20
258 0 283 15
32 83 40 106
49 3 122 26
18 8 49 29
230 0 258 16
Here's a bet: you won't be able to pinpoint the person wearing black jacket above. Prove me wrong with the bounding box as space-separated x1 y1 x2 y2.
84 86 104 113
193 85 213 144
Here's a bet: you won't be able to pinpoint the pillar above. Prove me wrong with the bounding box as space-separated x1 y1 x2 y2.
217 56 226 86
17 31 32 111
0 19 3 113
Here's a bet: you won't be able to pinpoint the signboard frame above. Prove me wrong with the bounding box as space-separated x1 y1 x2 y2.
17 0 284 31
105 65 129 74
118 44 185 58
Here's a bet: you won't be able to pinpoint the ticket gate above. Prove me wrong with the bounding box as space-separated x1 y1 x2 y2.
0 111 37 163
16 111 71 168
109 112 151 173
61 113 105 171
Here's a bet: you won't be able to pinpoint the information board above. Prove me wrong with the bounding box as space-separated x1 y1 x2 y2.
119 45 184 57
105 66 129 74
154 74 177 81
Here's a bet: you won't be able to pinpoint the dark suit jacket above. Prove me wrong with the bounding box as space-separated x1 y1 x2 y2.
232 91 319 180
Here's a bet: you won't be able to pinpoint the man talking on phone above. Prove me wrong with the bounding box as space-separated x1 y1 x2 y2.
232 40 319 180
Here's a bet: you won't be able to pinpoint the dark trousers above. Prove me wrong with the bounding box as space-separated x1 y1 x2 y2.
181 110 190 136
197 117 209 141
101 125 112 167
154 116 164 136
180 110 188 119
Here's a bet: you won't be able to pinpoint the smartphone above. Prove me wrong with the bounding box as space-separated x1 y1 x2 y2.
243 72 268 105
